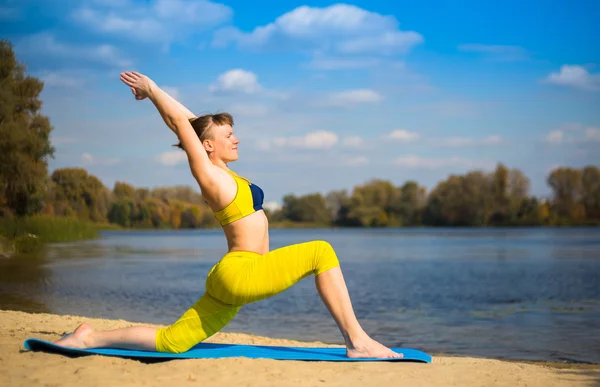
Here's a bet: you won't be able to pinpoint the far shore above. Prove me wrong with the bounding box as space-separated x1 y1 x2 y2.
1 310 599 387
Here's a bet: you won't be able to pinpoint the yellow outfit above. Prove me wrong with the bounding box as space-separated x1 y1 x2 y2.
155 170 340 353
214 169 265 227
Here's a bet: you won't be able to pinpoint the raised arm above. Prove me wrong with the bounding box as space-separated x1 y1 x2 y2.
166 93 196 121
119 72 216 184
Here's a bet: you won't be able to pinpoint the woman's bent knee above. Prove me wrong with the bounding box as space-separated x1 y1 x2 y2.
155 293 240 353
313 240 340 275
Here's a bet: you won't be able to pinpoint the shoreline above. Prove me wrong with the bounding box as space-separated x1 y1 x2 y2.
1 310 599 386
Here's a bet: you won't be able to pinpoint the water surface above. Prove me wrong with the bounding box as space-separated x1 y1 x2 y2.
1 228 599 363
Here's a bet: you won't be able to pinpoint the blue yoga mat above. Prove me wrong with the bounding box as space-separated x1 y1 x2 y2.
24 338 431 363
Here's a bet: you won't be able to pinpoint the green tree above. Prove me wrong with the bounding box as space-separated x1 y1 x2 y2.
488 163 510 225
108 199 133 227
135 188 150 201
514 197 543 226
113 181 135 199
392 181 427 226
581 166 600 222
424 172 490 226
151 186 204 204
547 167 583 223
281 193 331 224
347 179 399 227
0 40 55 216
51 168 109 222
180 207 200 228
507 168 531 223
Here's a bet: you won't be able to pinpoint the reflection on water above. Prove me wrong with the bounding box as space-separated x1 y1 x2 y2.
0 249 52 313
1 228 599 363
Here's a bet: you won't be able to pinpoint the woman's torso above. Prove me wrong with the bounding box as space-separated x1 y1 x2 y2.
201 167 270 255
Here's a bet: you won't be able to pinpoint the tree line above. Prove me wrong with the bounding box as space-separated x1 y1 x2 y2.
270 164 600 227
1 39 599 229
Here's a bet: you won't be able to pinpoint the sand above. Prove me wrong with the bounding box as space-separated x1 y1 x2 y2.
1 310 598 387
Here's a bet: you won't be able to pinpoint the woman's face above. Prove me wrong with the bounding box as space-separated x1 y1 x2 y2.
207 124 239 162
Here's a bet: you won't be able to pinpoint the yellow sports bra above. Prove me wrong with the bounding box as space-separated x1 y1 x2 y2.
213 169 265 226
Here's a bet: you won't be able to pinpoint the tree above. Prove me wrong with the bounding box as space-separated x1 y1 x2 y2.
280 193 331 224
423 172 490 226
547 167 583 223
581 166 600 222
488 163 510 224
0 40 55 216
113 181 135 199
51 168 109 222
393 181 427 226
347 179 399 227
108 200 133 227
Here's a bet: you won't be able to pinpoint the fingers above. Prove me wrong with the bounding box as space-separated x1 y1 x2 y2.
120 72 149 99
120 72 137 83
120 71 143 85
120 74 134 87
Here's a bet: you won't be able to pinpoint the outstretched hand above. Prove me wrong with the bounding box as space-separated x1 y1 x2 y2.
120 71 155 101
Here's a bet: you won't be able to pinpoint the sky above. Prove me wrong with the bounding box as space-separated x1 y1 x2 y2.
2 0 599 209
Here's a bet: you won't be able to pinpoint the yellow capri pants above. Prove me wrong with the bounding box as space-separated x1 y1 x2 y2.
155 240 340 353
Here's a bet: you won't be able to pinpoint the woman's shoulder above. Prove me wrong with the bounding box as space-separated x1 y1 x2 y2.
199 167 238 208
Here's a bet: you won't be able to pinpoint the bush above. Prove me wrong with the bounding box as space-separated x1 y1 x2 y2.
12 234 43 253
0 215 99 244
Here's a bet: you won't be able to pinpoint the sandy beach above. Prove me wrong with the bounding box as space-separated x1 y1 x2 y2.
1 310 598 387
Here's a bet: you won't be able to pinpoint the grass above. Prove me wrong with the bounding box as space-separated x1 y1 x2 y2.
0 215 100 253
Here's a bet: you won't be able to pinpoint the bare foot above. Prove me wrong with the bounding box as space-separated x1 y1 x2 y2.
55 323 95 349
346 336 403 359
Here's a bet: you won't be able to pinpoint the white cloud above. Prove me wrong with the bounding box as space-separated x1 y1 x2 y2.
458 44 530 61
213 4 423 56
157 150 188 166
585 127 600 141
323 89 382 107
545 130 564 144
342 136 364 148
73 0 232 45
15 33 132 68
268 131 339 150
544 123 600 144
307 57 383 70
438 135 503 147
82 153 94 163
39 72 84 89
387 129 419 142
209 69 262 94
544 65 600 91
229 103 269 117
394 155 492 169
338 31 423 55
343 156 369 166
81 153 120 166
482 135 503 144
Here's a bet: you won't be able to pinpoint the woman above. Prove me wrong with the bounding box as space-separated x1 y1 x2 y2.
55 71 401 359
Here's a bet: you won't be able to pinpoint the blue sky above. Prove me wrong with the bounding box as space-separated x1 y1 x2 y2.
2 0 599 209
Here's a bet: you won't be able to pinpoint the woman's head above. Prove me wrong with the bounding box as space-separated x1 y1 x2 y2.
174 112 239 163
